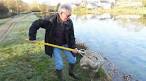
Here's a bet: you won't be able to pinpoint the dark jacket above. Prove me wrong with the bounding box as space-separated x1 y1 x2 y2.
29 13 76 57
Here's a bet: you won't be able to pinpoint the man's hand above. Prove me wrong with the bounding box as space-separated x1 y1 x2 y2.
72 48 78 54
29 40 37 43
25 39 37 43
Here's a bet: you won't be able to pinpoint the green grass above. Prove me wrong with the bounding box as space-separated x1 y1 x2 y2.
0 17 11 26
0 14 108 81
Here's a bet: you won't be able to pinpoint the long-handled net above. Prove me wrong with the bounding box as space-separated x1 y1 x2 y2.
29 41 139 81
30 41 105 80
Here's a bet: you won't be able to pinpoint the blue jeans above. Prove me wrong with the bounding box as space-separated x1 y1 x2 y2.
53 45 76 70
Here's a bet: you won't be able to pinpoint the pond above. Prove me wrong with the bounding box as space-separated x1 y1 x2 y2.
71 13 146 81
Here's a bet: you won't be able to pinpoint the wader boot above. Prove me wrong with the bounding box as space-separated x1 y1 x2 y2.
69 63 80 80
56 69 66 81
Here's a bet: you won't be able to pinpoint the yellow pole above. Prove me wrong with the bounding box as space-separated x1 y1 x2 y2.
35 41 74 51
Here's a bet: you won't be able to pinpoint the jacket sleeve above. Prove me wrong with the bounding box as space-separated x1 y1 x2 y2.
69 21 76 48
29 19 50 40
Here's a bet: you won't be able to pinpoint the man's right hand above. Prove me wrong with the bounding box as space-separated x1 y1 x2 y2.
29 40 37 43
72 48 79 54
25 39 37 43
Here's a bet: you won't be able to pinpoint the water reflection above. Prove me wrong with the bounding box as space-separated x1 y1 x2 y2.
72 13 113 21
72 13 146 32
139 14 146 26
71 13 146 81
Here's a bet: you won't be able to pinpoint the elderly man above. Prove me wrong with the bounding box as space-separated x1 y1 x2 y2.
29 4 79 81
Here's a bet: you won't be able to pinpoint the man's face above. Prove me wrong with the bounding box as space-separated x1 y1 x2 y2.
60 10 71 22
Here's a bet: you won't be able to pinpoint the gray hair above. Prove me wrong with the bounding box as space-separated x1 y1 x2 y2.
58 4 72 14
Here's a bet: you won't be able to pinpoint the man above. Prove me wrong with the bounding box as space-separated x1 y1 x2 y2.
29 4 79 81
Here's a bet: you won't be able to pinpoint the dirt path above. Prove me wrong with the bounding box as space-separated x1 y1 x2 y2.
0 14 30 42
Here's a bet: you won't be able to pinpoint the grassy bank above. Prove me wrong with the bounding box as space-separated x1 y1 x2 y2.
0 14 108 81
